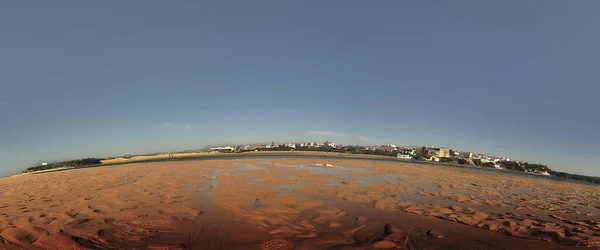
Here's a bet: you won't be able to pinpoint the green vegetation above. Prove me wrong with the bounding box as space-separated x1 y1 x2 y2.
412 147 429 160
251 146 398 157
473 159 495 168
21 158 103 174
549 171 600 184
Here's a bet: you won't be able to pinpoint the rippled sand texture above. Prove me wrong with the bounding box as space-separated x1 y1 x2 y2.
0 158 598 249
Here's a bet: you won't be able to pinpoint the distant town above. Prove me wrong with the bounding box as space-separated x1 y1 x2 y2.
22 141 600 185
204 141 552 175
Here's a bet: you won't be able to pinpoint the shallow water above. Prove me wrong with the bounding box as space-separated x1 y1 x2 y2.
192 160 592 249
223 161 600 223
25 154 597 187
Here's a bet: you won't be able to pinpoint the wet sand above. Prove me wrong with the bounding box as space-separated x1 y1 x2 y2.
0 158 598 249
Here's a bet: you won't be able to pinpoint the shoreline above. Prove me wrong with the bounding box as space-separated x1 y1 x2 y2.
5 151 410 178
11 167 75 177
99 150 411 165
13 151 597 186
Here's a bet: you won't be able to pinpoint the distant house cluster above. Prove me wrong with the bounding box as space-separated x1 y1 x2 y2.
396 148 415 159
471 154 510 169
206 142 541 174
208 146 236 152
427 147 451 161
208 142 411 153
393 146 476 163
209 141 330 152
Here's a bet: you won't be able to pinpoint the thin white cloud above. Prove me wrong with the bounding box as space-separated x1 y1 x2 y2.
163 122 193 129
357 136 372 141
309 130 349 137
310 130 377 143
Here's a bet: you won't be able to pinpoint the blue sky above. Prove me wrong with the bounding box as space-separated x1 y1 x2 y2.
1 1 599 177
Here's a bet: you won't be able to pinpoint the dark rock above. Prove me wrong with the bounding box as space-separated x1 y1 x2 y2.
426 230 444 238
353 222 391 243
97 228 115 240
449 205 461 211
386 224 408 242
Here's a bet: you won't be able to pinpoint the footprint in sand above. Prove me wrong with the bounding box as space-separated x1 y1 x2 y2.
87 205 105 214
67 218 93 228
0 227 48 245
97 228 115 240
42 218 57 225
84 195 100 200
66 211 79 218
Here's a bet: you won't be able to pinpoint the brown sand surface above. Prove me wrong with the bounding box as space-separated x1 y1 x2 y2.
99 151 403 165
100 152 216 164
1 158 598 249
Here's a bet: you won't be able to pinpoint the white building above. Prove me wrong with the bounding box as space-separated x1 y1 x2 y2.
399 148 415 156
209 146 235 152
397 154 412 159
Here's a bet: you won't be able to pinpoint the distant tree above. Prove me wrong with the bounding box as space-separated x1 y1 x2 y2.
22 158 103 173
420 147 428 156
481 162 495 168
345 146 359 153
500 161 525 172
411 146 429 160
415 147 427 157
550 171 600 184
522 163 550 172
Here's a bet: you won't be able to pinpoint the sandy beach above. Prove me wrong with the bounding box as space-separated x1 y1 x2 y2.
1 158 598 249
99 151 403 165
